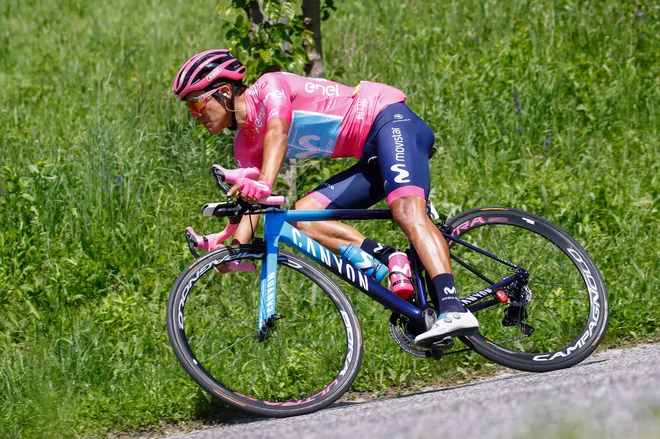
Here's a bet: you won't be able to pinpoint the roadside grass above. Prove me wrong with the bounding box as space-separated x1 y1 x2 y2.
0 0 658 437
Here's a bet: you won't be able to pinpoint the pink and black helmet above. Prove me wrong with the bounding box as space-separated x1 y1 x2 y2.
172 49 246 100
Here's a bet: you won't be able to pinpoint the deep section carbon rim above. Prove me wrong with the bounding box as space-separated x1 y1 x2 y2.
447 208 608 372
166 245 363 416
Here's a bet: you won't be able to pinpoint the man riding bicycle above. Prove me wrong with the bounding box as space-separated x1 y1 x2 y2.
172 49 478 344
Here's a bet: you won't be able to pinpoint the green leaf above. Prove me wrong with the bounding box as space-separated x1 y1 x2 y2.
257 49 272 63
302 29 314 46
24 297 41 320
281 1 297 20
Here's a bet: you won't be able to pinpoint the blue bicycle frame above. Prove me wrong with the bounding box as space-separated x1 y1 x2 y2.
256 207 526 335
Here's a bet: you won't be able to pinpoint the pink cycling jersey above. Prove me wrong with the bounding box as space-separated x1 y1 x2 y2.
234 72 406 168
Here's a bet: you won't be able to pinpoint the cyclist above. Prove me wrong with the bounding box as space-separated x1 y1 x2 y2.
172 49 478 343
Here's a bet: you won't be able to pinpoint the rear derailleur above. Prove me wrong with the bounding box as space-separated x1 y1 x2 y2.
502 282 535 337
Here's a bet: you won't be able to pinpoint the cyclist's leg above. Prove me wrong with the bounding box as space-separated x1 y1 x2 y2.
291 162 385 253
372 103 478 341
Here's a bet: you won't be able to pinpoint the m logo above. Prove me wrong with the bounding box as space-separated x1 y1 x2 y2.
390 164 410 183
444 286 457 296
299 135 320 149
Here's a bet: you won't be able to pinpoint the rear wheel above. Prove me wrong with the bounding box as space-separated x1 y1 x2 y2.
166 245 363 417
446 207 609 372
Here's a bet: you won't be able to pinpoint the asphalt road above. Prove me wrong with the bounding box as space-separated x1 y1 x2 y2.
166 344 660 439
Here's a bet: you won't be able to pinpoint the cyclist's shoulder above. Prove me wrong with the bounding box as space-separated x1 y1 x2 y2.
245 72 294 102
257 71 347 90
251 71 295 89
354 80 406 100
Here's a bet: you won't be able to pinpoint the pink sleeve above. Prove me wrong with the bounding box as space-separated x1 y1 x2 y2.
259 73 293 125
234 130 262 170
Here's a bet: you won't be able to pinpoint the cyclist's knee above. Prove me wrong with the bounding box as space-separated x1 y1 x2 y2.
389 196 428 230
291 196 324 232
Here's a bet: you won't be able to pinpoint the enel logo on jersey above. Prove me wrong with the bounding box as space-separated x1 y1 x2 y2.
264 88 286 101
304 82 340 97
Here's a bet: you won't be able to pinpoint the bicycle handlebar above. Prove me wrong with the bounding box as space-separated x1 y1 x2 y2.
185 166 287 258
212 164 286 206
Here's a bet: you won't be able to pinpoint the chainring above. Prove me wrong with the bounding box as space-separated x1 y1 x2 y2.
388 313 432 358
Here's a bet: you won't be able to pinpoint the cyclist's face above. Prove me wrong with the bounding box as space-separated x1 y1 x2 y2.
185 87 231 134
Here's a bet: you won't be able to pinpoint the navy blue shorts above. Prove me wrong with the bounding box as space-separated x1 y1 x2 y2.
307 103 435 209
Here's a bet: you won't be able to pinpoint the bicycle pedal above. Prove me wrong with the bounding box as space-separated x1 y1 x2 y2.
429 336 454 351
427 336 454 359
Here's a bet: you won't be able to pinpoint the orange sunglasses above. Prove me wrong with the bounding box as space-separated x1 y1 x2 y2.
186 86 223 116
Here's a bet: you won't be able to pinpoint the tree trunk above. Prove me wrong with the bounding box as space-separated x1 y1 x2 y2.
284 0 325 202
302 0 324 78
245 1 264 32
244 1 327 203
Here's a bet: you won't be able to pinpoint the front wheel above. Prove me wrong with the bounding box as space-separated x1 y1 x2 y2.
447 207 609 372
166 244 363 417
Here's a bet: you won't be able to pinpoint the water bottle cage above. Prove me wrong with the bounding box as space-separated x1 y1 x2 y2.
391 278 411 287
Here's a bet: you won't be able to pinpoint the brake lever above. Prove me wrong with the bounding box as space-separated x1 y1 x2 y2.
211 165 232 194
186 228 201 259
185 223 240 257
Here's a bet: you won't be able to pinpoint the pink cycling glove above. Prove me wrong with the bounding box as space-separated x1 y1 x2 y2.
212 165 260 184
237 178 272 200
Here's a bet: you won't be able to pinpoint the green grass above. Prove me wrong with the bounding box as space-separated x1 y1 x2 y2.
0 0 658 437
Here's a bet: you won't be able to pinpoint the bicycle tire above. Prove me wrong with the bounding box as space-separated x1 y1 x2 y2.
166 244 363 417
446 207 609 372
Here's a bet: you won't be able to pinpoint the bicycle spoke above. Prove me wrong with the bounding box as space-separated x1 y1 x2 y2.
487 224 513 262
276 317 339 326
249 344 263 398
199 331 255 365
528 280 584 288
529 295 572 338
275 335 346 346
520 231 544 268
524 237 552 276
268 332 307 399
273 332 341 365
186 315 255 332
458 256 510 283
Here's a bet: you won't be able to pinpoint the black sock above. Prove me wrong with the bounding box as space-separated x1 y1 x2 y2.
360 238 396 265
431 273 465 314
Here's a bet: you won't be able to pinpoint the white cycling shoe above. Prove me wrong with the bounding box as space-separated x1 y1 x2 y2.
414 310 479 346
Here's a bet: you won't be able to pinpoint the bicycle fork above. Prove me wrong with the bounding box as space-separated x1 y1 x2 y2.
256 234 278 341
257 212 286 342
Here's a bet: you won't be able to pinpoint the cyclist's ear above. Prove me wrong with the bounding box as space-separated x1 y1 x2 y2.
218 84 232 98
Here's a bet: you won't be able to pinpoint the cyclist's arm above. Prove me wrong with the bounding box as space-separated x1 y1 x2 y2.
250 74 292 186
231 118 288 244
258 117 289 186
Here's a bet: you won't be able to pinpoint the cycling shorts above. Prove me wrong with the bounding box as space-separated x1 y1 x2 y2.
306 103 435 209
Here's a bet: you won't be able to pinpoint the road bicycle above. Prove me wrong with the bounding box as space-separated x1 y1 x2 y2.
166 166 609 417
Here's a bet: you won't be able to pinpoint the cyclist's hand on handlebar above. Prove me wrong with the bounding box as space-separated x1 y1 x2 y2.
227 182 257 203
227 178 272 204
